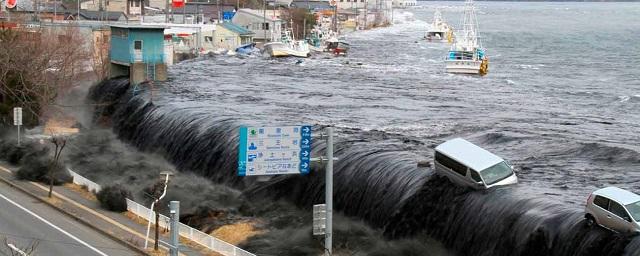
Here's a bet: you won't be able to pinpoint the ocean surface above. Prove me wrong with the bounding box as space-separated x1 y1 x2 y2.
157 1 640 205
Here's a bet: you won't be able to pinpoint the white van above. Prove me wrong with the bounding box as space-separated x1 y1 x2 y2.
585 187 640 234
434 138 518 189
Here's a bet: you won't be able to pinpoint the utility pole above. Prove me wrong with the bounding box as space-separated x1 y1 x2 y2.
169 201 180 256
324 127 334 256
262 0 266 42
165 0 169 22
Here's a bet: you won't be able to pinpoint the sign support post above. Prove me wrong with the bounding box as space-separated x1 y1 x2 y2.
324 127 333 256
13 107 22 146
169 201 180 256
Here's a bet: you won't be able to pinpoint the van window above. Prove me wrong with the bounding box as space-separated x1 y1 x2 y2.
593 195 609 209
435 152 466 176
609 201 631 221
470 170 482 183
480 161 513 185
626 201 640 222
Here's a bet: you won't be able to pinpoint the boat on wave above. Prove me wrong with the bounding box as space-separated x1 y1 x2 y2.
425 9 454 43
263 26 310 58
445 0 488 76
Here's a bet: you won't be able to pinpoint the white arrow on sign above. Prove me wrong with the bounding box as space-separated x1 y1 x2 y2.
303 127 310 133
302 139 309 145
301 162 308 168
302 151 309 157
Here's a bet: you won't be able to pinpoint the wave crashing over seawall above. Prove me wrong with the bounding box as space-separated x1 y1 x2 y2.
89 78 640 256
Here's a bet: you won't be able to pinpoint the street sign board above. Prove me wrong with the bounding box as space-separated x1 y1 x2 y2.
313 204 326 236
238 125 312 176
13 107 22 126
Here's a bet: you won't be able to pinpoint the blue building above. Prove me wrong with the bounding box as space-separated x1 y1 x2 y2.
109 24 168 84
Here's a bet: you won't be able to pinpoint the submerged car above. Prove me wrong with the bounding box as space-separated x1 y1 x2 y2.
585 186 640 234
434 138 518 190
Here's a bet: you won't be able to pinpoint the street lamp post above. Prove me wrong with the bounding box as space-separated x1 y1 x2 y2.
144 171 173 250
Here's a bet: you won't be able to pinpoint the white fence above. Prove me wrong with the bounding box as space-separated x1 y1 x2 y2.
126 199 255 256
66 170 255 256
67 168 102 193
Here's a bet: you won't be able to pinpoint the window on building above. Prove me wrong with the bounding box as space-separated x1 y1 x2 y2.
135 0 140 7
262 23 269 30
134 40 142 50
205 36 213 42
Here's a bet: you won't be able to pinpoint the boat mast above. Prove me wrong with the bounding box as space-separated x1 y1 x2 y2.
460 0 480 50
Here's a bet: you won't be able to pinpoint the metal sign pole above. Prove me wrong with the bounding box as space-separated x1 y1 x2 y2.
169 201 180 256
13 107 22 146
325 127 333 256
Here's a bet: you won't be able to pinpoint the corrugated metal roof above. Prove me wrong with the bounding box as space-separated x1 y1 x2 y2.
220 22 253 36
435 138 505 171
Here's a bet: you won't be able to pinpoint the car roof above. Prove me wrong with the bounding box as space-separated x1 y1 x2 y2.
435 138 505 171
593 187 640 205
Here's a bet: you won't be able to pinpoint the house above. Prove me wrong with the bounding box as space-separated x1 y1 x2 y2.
79 10 127 21
289 0 332 11
214 22 254 50
231 8 282 43
170 3 235 24
81 0 143 17
109 24 168 84
8 0 69 21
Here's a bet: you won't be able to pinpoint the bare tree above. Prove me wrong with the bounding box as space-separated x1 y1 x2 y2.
2 237 39 256
0 24 89 127
47 134 67 198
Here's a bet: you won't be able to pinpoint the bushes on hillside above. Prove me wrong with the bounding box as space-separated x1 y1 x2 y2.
15 154 71 185
96 184 132 212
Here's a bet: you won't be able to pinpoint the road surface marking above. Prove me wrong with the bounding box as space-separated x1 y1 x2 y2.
0 192 109 256
0 165 185 255
7 243 28 256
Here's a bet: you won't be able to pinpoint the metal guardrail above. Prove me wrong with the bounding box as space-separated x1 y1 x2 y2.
67 168 102 193
126 199 255 256
66 170 255 256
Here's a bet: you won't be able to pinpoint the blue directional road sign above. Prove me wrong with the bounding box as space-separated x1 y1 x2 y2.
238 125 312 176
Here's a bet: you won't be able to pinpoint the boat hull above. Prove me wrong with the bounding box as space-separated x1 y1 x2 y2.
263 42 310 58
445 59 482 74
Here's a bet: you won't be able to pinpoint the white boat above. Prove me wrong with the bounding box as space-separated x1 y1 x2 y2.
263 29 310 58
445 0 489 76
425 9 453 43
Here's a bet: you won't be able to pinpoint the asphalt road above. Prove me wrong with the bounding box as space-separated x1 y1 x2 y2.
0 181 138 256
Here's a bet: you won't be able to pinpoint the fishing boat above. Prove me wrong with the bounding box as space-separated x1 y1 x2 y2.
326 37 350 55
235 43 256 55
445 0 488 76
425 9 454 43
263 27 310 58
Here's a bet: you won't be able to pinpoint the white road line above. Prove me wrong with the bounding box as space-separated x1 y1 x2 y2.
0 192 109 256
7 243 28 256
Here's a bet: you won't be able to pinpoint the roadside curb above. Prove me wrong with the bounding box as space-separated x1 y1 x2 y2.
0 174 151 256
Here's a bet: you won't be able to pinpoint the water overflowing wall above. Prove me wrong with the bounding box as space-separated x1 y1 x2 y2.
89 78 640 256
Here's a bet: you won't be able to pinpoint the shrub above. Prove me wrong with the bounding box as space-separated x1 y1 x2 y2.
96 184 132 212
15 155 71 185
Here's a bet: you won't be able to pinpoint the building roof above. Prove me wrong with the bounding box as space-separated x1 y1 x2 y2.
171 4 235 18
220 22 254 36
110 24 167 30
13 0 67 13
236 8 281 22
80 10 125 21
594 187 640 205
290 0 332 10
435 138 505 172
